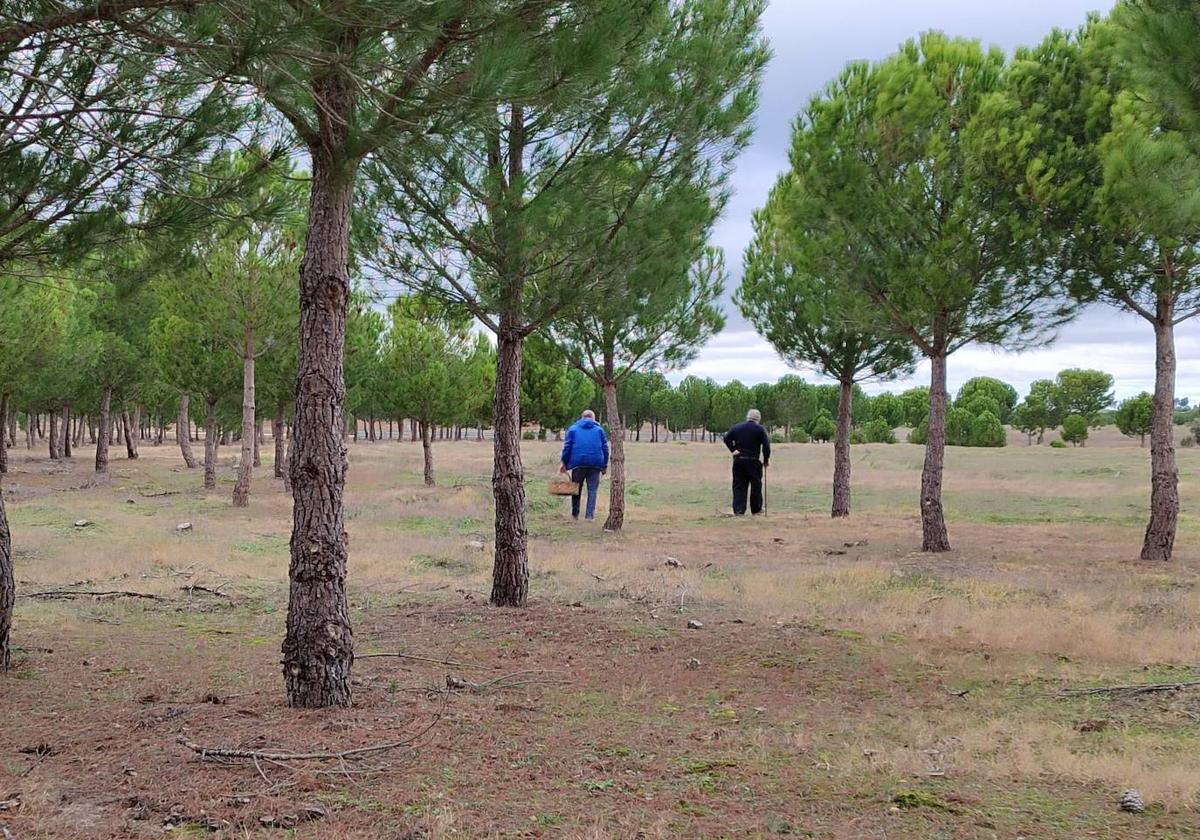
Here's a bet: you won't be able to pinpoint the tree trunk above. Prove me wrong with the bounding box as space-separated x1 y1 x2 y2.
410 418 418 442
24 413 32 450
602 371 626 532
273 404 287 480
62 405 72 458
282 145 354 709
832 379 853 518
48 410 59 460
253 419 263 468
178 394 198 468
233 345 255 508
95 387 112 479
420 420 434 486
490 328 528 607
921 352 951 552
1141 314 1178 561
283 426 295 494
0 490 11 672
203 397 219 491
0 394 7 475
123 411 138 460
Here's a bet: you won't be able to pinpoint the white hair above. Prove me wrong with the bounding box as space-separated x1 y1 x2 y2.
746 408 762 423
582 409 596 420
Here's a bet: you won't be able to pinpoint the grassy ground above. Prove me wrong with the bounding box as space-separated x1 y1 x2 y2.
1 427 1199 839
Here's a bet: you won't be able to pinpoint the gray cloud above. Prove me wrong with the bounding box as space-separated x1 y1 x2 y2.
684 0 1193 400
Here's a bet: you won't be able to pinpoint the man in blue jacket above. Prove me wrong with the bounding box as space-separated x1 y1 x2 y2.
560 410 609 521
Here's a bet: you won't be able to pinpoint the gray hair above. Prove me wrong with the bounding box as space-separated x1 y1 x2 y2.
582 409 596 420
746 408 762 423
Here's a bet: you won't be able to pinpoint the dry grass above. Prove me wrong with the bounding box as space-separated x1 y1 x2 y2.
1 428 1199 837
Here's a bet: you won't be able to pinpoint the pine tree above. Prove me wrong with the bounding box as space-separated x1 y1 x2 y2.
789 33 1076 550
553 247 727 531
372 0 766 603
739 173 914 517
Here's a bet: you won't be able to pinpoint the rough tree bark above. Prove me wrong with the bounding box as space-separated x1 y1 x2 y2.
178 393 198 468
281 136 355 709
420 420 435 486
0 490 11 672
490 327 528 607
831 379 853 518
1141 305 1178 561
602 364 625 532
95 387 112 480
203 397 219 491
232 342 256 508
0 393 7 475
273 404 287 480
921 350 951 552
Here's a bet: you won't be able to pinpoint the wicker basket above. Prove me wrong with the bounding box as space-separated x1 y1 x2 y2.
547 478 581 496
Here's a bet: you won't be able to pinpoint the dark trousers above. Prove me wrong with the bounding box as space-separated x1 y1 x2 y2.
732 458 763 516
571 467 602 519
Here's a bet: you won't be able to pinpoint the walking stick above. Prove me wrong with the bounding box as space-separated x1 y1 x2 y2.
761 464 767 516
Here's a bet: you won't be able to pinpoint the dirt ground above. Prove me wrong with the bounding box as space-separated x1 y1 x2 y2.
1 428 1199 839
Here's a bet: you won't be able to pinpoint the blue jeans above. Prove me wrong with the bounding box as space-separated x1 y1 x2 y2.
570 467 602 519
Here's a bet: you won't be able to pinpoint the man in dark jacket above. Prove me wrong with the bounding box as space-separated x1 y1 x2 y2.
723 408 771 516
560 410 609 521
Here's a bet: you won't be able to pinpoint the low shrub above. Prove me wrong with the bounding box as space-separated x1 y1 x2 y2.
769 431 786 444
848 428 867 445
789 428 810 444
809 412 836 443
907 419 927 445
521 430 537 440
1049 439 1067 449
861 418 897 444
1061 414 1089 447
1182 436 1196 449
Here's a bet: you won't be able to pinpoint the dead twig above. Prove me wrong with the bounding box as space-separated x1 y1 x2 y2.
19 589 165 601
1058 680 1200 698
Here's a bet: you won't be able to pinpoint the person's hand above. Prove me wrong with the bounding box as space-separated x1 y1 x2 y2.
731 450 741 457
559 464 567 474
601 469 607 476
763 462 769 470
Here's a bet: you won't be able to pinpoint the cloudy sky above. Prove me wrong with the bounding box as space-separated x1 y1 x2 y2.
674 0 1198 400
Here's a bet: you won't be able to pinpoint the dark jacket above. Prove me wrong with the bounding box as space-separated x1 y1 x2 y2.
723 421 771 467
562 418 609 470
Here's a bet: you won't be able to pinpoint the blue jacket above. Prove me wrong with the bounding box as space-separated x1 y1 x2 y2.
561 418 609 471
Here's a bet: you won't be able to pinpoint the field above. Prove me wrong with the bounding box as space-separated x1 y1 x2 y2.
1 428 1199 839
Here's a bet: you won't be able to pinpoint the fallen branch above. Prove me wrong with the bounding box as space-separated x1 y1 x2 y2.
445 669 566 694
18 589 165 601
1058 679 1200 698
180 584 230 598
177 711 441 763
357 651 491 670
